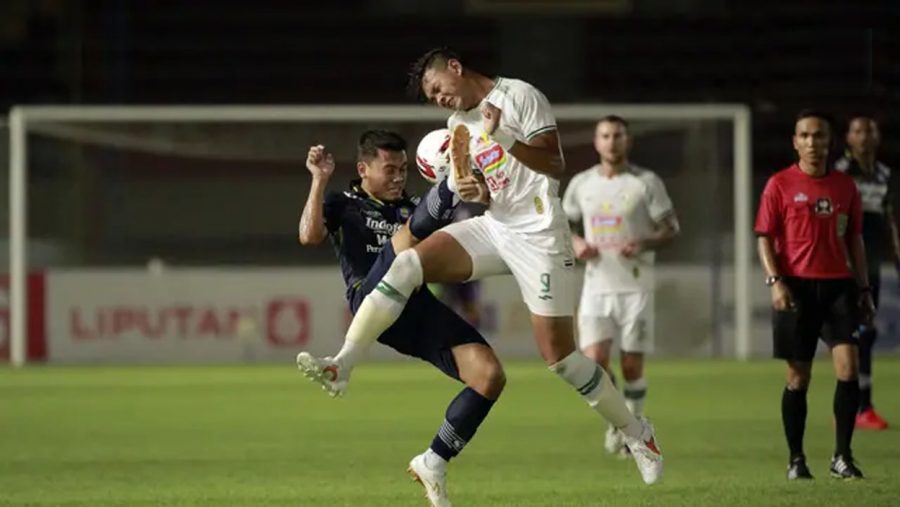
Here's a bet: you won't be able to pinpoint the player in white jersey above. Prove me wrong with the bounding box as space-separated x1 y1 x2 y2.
296 49 663 501
563 116 680 456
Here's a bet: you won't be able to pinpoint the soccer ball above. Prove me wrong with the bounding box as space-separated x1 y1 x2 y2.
415 128 452 184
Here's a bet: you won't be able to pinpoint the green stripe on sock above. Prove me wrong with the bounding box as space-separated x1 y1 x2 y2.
578 368 602 396
623 388 647 400
375 281 407 304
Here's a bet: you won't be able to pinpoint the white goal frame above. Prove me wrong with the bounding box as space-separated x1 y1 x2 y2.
7 104 752 366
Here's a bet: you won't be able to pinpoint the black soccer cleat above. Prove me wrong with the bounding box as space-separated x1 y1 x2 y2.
787 455 813 480
829 454 864 480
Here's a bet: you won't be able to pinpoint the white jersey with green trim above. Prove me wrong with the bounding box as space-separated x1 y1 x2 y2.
448 77 565 234
562 164 675 293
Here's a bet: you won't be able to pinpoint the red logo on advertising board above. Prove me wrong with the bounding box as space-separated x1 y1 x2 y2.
265 298 309 347
0 273 47 361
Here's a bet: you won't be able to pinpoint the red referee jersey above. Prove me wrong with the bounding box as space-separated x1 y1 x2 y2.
755 164 862 279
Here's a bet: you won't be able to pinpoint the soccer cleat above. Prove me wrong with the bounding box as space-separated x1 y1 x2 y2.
604 425 627 456
407 453 451 507
448 124 473 190
787 455 813 480
830 454 864 479
855 408 889 430
624 417 663 485
295 352 349 398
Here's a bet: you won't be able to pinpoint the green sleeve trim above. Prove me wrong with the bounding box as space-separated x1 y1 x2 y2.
526 125 557 141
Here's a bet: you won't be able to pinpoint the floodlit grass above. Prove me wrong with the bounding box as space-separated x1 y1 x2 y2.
2 358 898 506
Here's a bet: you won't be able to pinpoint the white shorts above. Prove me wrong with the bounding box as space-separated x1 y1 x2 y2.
578 291 654 353
441 215 576 316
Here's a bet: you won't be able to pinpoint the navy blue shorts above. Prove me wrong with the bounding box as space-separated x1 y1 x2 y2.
348 243 490 380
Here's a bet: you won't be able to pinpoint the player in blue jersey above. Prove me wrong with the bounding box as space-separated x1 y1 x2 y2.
296 130 500 507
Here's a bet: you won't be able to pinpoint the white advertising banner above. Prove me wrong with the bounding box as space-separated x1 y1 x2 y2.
43 265 730 364
48 263 900 364
47 268 356 363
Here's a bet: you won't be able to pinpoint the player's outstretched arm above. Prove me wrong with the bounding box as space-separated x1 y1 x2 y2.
298 145 335 245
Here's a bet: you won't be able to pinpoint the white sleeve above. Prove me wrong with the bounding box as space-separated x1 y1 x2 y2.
486 80 557 142
644 172 675 222
562 174 583 222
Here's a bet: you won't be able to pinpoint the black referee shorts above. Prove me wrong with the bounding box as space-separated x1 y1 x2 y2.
772 277 860 362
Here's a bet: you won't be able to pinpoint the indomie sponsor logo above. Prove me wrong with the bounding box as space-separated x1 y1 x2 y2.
365 217 402 234
474 145 506 174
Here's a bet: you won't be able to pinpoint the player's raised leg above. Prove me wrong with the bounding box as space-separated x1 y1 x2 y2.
325 126 478 375
334 231 474 369
297 177 463 397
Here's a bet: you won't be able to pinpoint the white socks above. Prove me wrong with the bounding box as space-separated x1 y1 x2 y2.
549 351 643 439
623 378 648 417
334 249 424 369
423 448 448 472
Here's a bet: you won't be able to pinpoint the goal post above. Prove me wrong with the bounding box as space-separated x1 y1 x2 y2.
7 104 752 366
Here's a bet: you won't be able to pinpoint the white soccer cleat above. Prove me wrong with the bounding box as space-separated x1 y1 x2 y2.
624 417 663 485
407 453 451 507
295 352 349 398
604 425 627 456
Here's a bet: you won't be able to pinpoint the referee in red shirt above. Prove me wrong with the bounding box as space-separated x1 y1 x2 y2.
755 110 875 480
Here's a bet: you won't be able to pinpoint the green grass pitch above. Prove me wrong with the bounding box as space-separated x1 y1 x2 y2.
2 358 899 506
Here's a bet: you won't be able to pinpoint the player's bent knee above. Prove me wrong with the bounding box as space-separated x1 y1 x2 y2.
389 249 424 289
415 232 473 283
485 362 507 395
468 358 505 399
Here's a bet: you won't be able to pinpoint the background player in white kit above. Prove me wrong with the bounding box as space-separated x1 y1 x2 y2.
296 48 663 495
563 116 680 456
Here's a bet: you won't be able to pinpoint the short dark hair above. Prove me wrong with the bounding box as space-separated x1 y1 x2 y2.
847 114 879 130
795 109 834 132
407 47 461 102
597 115 629 131
357 130 407 162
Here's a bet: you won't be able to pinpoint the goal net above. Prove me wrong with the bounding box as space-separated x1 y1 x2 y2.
5 105 753 366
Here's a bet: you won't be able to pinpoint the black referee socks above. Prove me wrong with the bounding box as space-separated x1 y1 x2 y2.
834 380 860 457
781 387 808 459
